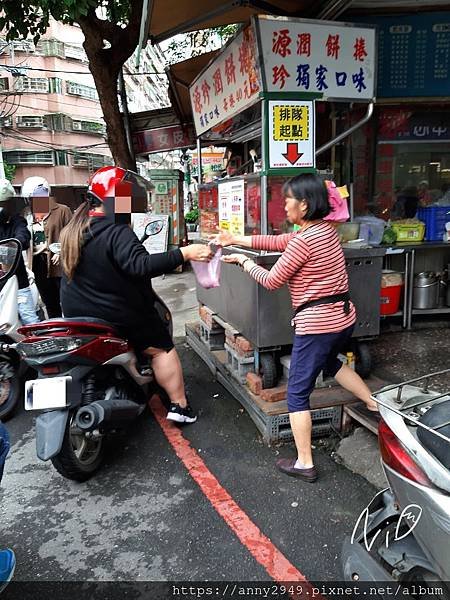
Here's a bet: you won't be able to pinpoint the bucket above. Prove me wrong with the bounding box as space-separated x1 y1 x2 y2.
380 270 403 315
413 272 439 309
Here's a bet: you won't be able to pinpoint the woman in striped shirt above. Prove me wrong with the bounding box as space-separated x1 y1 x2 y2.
215 174 378 483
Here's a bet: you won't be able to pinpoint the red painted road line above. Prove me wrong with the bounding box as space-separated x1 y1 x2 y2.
149 394 308 584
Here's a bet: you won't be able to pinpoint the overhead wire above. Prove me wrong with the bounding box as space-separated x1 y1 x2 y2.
1 63 166 76
2 129 110 154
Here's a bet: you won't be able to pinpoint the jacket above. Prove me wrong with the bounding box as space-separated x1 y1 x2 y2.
60 217 184 331
43 203 73 278
0 215 31 289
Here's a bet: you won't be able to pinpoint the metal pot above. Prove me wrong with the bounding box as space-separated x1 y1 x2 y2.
413 271 439 309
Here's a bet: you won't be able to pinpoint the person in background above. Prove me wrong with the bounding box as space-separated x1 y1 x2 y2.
417 180 432 206
213 174 378 483
21 178 72 319
0 421 15 592
0 180 39 325
391 186 419 219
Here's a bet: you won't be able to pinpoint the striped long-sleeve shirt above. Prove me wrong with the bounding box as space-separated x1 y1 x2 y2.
249 221 356 335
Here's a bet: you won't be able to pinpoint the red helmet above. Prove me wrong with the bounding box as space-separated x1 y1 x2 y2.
87 166 153 215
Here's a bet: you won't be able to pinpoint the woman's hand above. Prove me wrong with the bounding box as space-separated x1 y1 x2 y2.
181 244 213 263
221 253 248 266
51 254 60 266
209 230 236 247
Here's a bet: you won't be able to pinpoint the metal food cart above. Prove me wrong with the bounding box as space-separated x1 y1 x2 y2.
187 15 383 386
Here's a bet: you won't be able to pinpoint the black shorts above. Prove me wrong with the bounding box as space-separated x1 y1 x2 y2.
118 311 174 353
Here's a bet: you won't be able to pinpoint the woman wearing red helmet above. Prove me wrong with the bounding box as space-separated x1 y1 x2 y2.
59 166 212 423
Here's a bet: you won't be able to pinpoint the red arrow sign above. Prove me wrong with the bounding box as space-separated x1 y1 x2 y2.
282 142 303 165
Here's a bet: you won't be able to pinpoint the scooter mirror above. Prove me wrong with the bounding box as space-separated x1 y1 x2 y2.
0 238 22 282
145 220 164 237
139 220 165 244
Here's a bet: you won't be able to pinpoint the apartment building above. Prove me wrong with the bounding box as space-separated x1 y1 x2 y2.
0 19 169 207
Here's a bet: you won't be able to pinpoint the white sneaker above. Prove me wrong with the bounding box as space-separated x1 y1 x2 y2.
166 402 197 424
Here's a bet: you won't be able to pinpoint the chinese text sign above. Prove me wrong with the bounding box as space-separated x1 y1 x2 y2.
218 180 245 235
268 100 315 169
257 16 376 100
190 26 261 136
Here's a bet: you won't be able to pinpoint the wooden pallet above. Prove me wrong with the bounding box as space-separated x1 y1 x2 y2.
186 322 387 443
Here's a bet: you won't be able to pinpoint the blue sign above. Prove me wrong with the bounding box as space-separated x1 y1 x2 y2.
350 12 450 98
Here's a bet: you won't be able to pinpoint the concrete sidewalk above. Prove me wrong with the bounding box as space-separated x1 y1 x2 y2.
153 268 450 490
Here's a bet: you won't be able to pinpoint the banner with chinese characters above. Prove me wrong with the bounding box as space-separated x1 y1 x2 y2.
378 108 450 141
132 125 196 154
268 100 315 168
256 16 376 100
218 179 245 235
189 25 261 136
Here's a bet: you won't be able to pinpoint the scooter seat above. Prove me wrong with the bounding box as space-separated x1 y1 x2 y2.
41 317 119 334
417 399 450 470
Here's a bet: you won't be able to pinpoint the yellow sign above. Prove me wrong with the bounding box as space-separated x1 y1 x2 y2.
272 104 309 141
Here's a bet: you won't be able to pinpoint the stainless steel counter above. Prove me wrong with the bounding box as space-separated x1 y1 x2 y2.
196 246 386 348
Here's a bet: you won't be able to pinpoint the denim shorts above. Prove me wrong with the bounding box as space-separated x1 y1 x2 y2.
287 325 354 413
17 286 40 325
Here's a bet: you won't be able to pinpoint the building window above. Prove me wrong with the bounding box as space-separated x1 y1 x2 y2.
15 77 49 93
37 39 65 58
72 120 106 135
72 152 113 169
0 77 9 92
54 150 69 166
4 150 54 165
0 116 13 128
16 115 45 129
10 40 35 53
66 81 98 100
64 44 87 62
48 77 63 94
44 113 73 132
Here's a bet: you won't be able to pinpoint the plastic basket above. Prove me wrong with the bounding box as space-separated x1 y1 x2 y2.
417 206 450 241
391 222 425 242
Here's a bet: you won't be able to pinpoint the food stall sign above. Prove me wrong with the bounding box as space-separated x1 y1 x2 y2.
255 15 376 101
189 25 262 136
218 179 245 235
267 99 315 169
132 124 196 154
154 181 169 195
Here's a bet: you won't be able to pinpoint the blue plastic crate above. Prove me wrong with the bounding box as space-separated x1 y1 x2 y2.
417 206 450 241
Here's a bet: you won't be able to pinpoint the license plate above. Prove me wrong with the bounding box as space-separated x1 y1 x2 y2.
25 377 71 411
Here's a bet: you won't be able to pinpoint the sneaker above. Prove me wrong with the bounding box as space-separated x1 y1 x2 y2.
166 402 197 424
0 548 16 593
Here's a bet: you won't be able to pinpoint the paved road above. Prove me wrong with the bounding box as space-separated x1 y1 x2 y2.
1 343 376 590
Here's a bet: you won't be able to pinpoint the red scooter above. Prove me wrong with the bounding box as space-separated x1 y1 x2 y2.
1 234 172 482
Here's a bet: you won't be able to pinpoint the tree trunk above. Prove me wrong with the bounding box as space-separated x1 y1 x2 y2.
78 5 142 171
89 59 136 171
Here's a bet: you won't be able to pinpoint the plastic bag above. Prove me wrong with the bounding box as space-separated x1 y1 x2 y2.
191 245 222 289
323 180 350 223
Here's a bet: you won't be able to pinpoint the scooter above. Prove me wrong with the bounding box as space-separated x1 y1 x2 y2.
0 233 172 482
0 241 40 419
342 372 450 597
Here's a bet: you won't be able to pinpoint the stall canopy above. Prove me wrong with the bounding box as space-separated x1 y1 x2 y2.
145 0 345 44
131 52 224 155
167 51 219 123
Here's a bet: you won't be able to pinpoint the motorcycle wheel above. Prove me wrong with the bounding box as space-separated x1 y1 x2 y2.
51 412 105 482
0 358 21 420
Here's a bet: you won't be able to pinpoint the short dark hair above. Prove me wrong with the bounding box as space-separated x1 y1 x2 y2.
282 174 331 220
